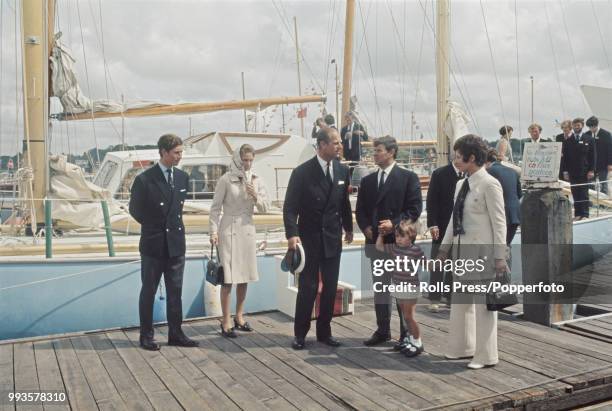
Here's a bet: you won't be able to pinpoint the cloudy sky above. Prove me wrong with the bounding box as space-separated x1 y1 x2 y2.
0 0 610 158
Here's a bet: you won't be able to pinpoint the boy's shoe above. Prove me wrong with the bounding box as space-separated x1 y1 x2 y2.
428 303 440 313
393 336 409 351
401 341 424 358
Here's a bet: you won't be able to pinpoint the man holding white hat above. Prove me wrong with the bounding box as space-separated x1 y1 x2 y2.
283 128 353 350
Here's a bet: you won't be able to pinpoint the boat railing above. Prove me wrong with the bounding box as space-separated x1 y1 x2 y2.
113 178 219 201
560 178 612 218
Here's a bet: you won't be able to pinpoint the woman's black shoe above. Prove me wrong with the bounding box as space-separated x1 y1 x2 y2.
234 319 254 332
221 325 237 338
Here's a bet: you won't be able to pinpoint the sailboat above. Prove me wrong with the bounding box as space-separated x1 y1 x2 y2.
1 0 612 342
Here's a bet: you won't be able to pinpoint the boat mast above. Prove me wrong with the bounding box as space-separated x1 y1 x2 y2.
435 0 450 167
293 17 305 138
22 0 54 230
341 0 355 127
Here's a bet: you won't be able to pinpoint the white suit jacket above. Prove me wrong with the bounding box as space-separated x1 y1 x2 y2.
440 167 507 279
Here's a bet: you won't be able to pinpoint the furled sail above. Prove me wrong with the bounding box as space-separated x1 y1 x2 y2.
443 100 471 145
50 32 123 114
49 155 125 228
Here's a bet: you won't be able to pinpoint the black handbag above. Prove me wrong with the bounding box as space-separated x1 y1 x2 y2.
205 244 224 286
486 271 518 311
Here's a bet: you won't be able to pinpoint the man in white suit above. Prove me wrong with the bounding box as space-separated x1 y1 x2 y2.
437 134 507 370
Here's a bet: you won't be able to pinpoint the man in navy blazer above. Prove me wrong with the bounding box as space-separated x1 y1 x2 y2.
426 159 463 309
585 116 612 195
561 118 594 219
283 128 353 350
356 136 422 346
486 149 521 245
129 134 198 350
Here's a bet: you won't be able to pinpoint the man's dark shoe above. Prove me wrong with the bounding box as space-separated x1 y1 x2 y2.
168 335 199 347
318 336 341 347
139 337 160 351
363 332 391 346
292 337 305 350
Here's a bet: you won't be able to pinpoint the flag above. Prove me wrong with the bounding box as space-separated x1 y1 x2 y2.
297 107 307 118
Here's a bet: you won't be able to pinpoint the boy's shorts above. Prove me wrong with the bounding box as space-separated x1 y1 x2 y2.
391 281 420 302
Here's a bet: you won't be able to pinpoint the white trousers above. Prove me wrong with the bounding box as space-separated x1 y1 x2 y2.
446 294 498 365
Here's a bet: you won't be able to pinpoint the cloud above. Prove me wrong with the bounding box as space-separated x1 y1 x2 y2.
1 0 611 157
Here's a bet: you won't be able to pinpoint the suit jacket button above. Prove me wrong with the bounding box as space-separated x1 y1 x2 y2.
160 202 164 206
166 228 169 232
179 227 182 231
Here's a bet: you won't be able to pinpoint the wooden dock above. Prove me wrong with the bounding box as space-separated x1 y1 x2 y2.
1 303 612 410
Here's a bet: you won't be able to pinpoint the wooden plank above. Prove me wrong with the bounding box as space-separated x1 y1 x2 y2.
364 300 612 363
183 322 296 410
246 314 416 410
240 316 390 410
559 326 612 345
69 336 127 411
219 325 354 411
87 334 153 411
241 315 419 410
52 338 98 411
525 383 612 411
13 343 42 411
594 314 612 324
105 331 182 411
0 344 14 411
591 319 612 330
499 317 612 363
32 341 70 411
177 325 270 411
331 313 512 408
255 312 467 408
379 305 604 379
566 321 612 339
358 302 610 404
345 307 574 407
151 327 241 410
121 329 212 410
380 318 571 405
196 323 324 411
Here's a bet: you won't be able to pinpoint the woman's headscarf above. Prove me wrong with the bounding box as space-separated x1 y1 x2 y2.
229 148 247 181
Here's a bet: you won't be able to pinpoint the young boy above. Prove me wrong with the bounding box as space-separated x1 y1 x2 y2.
375 219 425 357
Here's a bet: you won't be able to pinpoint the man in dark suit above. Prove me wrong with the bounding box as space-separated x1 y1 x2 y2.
486 149 522 245
425 158 463 311
556 120 573 179
356 136 422 346
340 112 368 161
129 134 199 351
561 118 594 220
585 116 612 195
283 128 353 350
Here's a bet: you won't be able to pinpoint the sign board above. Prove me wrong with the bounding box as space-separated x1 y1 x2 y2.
520 142 562 183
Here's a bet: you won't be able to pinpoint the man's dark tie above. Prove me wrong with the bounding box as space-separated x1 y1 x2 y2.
325 162 332 186
452 179 470 236
378 170 385 192
166 168 174 189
